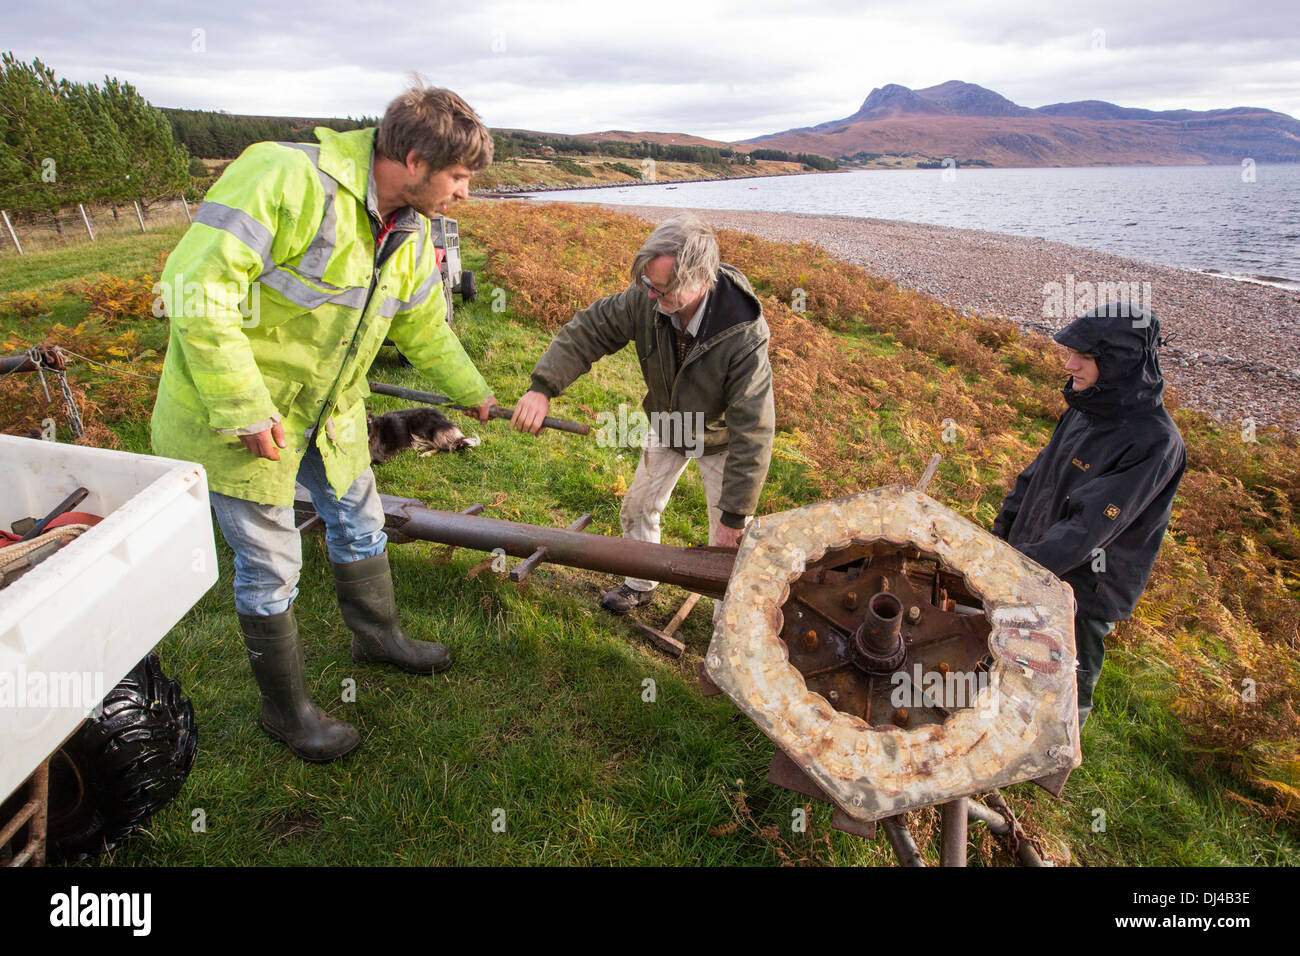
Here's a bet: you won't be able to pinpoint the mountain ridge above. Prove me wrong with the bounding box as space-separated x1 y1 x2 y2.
742 80 1300 166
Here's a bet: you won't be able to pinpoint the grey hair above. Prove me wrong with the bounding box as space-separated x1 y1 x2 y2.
630 214 720 292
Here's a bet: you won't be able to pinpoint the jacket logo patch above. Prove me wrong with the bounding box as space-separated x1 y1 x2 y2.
1104 504 1121 519
1072 458 1090 471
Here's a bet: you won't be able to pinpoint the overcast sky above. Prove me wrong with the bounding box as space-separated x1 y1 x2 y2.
8 0 1299 141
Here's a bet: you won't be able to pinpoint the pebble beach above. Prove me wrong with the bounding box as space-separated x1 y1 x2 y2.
591 203 1300 434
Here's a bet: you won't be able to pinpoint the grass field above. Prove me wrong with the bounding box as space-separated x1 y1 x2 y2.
1 202 194 257
1 201 1297 866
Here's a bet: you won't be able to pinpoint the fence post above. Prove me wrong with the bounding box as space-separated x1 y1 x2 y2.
179 195 192 223
78 203 96 241
133 200 147 233
1 210 22 255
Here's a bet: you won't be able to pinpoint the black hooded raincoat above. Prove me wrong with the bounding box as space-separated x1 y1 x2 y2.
992 306 1186 621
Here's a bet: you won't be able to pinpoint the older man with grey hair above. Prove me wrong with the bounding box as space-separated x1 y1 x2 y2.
511 214 775 614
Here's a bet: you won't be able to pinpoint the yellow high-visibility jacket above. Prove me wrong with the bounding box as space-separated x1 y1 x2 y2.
151 126 491 505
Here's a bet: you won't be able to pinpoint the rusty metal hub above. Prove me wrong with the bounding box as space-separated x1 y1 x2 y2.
780 541 994 729
852 590 906 673
706 484 1080 824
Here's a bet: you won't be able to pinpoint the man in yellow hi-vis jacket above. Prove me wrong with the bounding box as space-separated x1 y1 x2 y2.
151 84 498 762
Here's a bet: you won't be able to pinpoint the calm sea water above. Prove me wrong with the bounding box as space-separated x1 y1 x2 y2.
525 164 1300 289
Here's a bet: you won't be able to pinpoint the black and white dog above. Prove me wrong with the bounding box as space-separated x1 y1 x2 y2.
366 407 480 464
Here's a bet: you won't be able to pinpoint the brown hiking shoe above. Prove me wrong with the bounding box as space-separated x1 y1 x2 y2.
599 584 656 616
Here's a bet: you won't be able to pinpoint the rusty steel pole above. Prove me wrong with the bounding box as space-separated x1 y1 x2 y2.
342 492 736 598
940 797 968 867
1 347 65 375
966 797 1011 835
881 816 926 867
0 354 39 374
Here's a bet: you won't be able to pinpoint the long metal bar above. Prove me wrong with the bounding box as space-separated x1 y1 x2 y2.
0 347 64 375
915 452 942 493
881 816 926 867
369 381 590 436
1018 843 1047 867
355 492 734 597
0 354 37 374
966 798 1011 835
940 797 968 867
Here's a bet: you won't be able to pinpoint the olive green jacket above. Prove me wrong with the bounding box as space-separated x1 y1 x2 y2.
150 127 492 505
530 265 775 524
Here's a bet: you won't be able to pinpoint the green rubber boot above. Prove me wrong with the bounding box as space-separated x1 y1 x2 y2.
239 610 361 763
333 553 452 674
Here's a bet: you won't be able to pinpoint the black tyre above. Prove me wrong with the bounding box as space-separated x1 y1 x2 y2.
460 270 477 303
46 653 198 862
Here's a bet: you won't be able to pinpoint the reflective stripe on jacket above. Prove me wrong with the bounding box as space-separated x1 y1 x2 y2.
150 126 491 505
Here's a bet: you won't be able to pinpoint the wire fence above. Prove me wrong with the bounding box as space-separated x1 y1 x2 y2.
0 199 195 257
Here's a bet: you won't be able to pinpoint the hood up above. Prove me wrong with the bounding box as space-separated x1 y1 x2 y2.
1054 303 1166 418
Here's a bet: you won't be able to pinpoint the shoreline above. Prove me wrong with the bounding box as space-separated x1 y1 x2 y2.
473 168 836 197
551 202 1300 434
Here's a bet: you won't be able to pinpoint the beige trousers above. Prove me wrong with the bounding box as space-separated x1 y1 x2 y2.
621 444 727 593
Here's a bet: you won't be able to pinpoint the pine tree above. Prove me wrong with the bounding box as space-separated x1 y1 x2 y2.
100 77 190 212
0 53 95 231
65 80 131 206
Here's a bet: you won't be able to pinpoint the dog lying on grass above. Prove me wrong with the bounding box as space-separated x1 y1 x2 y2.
366 408 480 464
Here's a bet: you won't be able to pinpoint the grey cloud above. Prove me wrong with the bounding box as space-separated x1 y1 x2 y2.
5 0 1297 139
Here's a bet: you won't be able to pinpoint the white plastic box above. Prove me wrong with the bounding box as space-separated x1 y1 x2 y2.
0 435 218 802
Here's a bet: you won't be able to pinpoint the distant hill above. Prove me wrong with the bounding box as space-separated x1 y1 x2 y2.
745 80 1300 166
164 83 1300 169
575 130 737 149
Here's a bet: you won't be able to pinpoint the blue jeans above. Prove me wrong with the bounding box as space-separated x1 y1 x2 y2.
210 444 387 616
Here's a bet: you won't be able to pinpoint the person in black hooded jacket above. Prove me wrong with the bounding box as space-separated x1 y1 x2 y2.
992 303 1185 727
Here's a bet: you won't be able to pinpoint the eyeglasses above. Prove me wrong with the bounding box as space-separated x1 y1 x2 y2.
639 274 675 297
